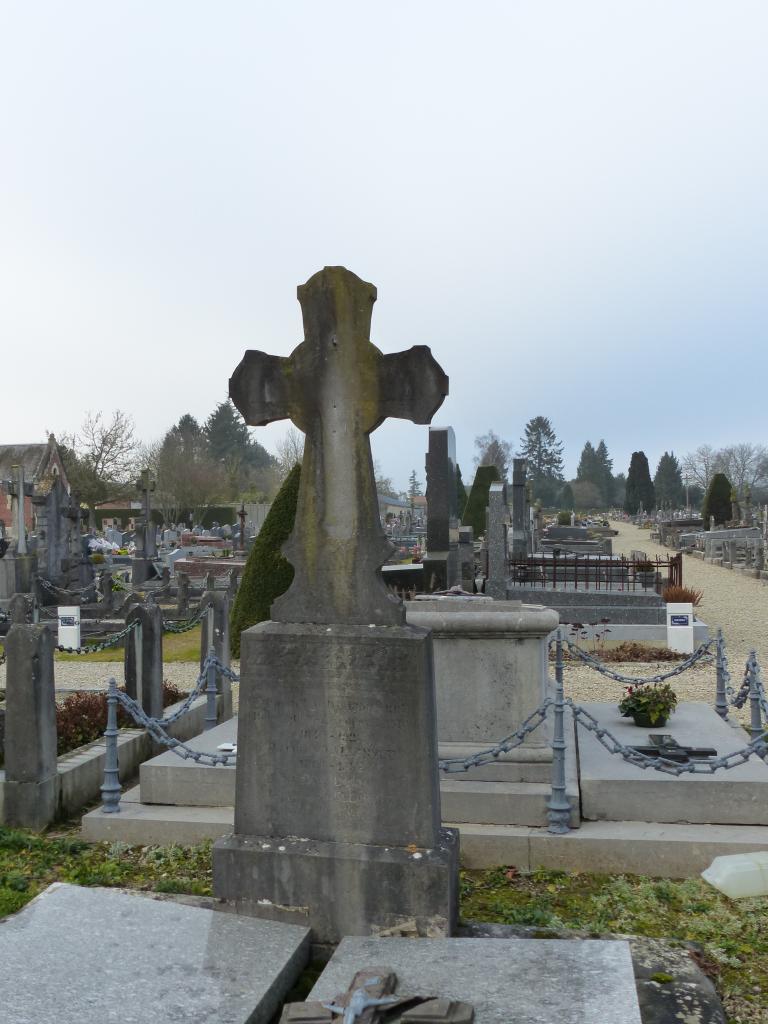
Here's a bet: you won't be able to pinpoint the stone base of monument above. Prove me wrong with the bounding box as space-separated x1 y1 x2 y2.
0 552 37 600
213 620 459 944
214 829 459 943
308 936 642 1024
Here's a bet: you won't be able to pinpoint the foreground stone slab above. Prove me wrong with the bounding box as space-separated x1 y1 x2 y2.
579 701 768 825
0 883 310 1024
310 937 642 1024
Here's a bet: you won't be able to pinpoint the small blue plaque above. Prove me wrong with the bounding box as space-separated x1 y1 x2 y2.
670 614 690 626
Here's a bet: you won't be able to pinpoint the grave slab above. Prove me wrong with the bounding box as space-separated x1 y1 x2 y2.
0 882 310 1024
309 937 642 1024
141 717 236 806
579 701 768 824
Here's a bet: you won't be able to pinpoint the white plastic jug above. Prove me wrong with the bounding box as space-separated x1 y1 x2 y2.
701 851 768 898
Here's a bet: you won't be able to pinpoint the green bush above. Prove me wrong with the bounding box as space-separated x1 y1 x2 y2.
556 511 571 526
229 464 301 658
55 681 185 757
701 472 732 529
461 465 500 538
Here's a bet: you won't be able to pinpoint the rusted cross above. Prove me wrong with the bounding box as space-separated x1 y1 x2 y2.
229 266 448 625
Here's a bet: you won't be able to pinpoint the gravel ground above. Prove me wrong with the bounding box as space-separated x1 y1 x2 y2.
3 519 762 728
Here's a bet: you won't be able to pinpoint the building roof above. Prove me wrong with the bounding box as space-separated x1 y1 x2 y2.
0 436 69 494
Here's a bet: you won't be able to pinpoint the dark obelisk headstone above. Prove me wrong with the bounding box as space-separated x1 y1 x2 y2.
510 458 531 558
213 267 459 943
422 427 459 592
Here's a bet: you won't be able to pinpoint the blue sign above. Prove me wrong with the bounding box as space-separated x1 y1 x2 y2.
671 614 690 626
59 615 77 626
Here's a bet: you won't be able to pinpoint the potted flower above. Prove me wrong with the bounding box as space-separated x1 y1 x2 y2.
618 683 678 727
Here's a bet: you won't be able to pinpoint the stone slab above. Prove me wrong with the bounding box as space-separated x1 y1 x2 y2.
0 882 310 1024
579 701 768 824
141 718 236 806
81 785 235 845
309 937 641 1024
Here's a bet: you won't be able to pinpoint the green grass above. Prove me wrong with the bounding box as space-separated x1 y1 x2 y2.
462 866 768 1023
1 829 764 1021
0 825 213 919
55 626 202 663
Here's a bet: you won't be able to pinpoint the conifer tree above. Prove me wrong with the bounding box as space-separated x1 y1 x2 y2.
654 452 685 507
702 472 732 529
624 452 655 514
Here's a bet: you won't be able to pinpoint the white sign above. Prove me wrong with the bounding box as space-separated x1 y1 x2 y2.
57 605 81 650
666 601 694 654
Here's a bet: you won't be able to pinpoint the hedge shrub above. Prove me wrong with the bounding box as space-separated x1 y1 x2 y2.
229 464 301 658
461 464 500 538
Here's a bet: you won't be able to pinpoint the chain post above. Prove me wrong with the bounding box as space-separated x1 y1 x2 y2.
714 628 728 719
204 647 218 731
547 628 571 834
748 652 764 747
134 619 143 708
101 678 122 814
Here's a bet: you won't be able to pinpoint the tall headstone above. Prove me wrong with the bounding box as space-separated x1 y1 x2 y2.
214 267 458 942
485 481 509 600
132 469 156 586
510 458 531 557
0 466 37 600
422 427 459 591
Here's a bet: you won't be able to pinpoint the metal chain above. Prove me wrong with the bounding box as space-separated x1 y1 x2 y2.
113 686 236 765
563 636 715 685
56 619 139 655
162 605 208 634
569 700 767 774
438 701 552 773
39 576 99 600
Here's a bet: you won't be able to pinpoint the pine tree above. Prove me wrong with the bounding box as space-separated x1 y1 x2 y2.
595 440 614 506
407 469 423 498
229 464 300 657
702 472 732 529
576 442 598 483
558 482 575 510
624 452 656 514
654 452 685 507
518 416 564 481
204 399 273 470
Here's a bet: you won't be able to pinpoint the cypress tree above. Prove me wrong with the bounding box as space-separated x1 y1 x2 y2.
624 452 655 514
654 452 685 507
229 464 300 657
456 464 468 520
558 482 575 510
702 472 732 529
461 464 500 538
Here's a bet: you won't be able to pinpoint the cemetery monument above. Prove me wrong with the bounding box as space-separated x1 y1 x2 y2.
214 266 459 941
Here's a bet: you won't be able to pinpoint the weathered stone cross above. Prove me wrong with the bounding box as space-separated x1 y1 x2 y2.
229 266 448 625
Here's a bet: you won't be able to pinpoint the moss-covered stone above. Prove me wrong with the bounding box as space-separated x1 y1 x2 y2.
229 464 300 658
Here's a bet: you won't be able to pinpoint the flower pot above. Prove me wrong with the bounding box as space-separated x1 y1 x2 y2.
631 712 668 728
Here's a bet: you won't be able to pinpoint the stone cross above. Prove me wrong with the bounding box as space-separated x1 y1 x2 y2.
135 469 156 558
230 266 448 625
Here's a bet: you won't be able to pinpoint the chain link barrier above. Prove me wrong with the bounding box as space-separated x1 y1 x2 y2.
39 576 99 601
563 635 715 685
569 699 767 774
56 619 139 655
438 701 552 773
162 605 209 634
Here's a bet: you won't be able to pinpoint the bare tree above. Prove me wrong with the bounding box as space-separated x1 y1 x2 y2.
275 427 305 481
717 443 768 496
474 429 513 480
681 445 721 492
60 409 141 522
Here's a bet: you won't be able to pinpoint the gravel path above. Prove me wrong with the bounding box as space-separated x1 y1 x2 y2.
3 520 762 729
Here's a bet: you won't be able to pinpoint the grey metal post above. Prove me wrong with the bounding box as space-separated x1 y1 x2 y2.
100 678 122 813
204 647 218 732
714 628 728 720
748 652 764 746
31 593 39 624
547 628 571 834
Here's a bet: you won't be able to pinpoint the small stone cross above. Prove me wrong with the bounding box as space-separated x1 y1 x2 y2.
230 266 448 625
8 465 33 556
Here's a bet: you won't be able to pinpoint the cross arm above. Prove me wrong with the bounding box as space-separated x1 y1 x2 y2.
378 346 449 425
229 350 291 427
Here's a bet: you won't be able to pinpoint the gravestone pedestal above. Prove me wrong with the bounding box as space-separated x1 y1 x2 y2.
0 552 37 601
213 620 459 943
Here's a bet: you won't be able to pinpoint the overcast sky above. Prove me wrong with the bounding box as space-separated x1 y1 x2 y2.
2 2 766 492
